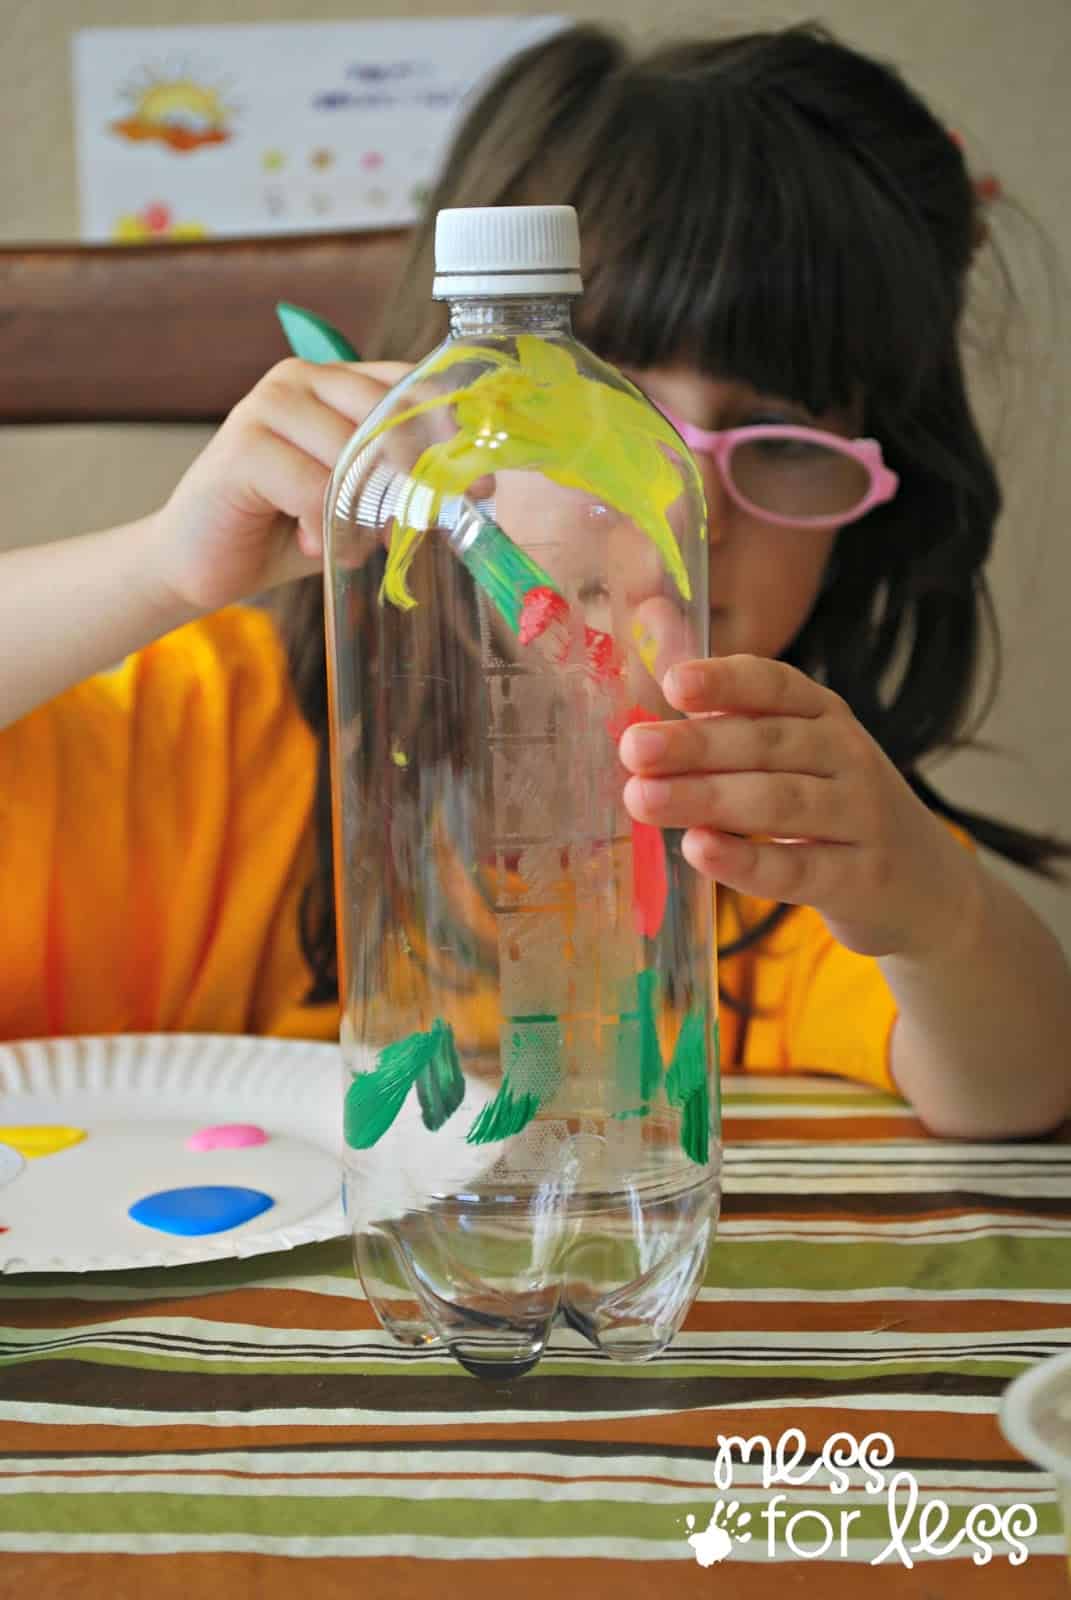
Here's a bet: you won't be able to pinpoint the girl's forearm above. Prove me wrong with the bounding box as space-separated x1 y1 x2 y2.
0 519 200 729
884 863 1071 1139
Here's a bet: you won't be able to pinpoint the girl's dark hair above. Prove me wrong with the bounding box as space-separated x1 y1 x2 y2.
277 20 1068 1005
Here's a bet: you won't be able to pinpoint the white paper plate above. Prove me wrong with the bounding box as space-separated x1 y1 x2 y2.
0 1034 348 1274
0 1144 24 1191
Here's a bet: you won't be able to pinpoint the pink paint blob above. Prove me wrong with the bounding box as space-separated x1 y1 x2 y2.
186 1123 269 1153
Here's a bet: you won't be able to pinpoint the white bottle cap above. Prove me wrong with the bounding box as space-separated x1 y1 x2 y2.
432 205 582 299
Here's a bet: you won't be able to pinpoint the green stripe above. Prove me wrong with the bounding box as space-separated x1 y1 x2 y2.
722 1090 906 1109
0 1345 1045 1384
0 1491 1056 1545
7 1231 1068 1324
701 1235 1071 1293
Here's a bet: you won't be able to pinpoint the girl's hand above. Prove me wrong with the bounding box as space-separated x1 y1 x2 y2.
146 358 412 612
619 653 978 959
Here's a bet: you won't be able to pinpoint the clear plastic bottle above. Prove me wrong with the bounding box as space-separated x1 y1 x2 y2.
325 205 720 1378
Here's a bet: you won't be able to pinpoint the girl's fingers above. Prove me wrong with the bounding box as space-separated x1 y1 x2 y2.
680 828 860 905
227 423 333 539
248 357 408 454
623 768 854 842
664 653 830 719
620 710 837 778
252 376 368 471
292 358 413 424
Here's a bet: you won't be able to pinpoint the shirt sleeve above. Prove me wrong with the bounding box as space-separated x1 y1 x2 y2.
0 607 319 1041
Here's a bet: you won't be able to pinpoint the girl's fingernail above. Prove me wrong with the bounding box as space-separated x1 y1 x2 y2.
639 778 672 810
628 727 667 762
668 665 705 700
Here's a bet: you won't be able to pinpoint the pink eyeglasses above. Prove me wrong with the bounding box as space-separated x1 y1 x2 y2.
655 404 900 529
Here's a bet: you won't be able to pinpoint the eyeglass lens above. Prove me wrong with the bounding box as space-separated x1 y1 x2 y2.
728 434 871 520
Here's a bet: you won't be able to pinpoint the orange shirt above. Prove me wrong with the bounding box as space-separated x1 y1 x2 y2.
0 606 916 1091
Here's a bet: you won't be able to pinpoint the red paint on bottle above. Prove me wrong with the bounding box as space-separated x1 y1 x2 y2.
518 586 569 645
584 626 623 682
607 706 669 937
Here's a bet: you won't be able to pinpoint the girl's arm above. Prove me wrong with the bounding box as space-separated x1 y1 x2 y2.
0 358 408 731
0 520 198 730
882 860 1071 1139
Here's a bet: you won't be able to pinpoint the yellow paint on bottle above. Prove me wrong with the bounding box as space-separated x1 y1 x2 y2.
365 337 702 611
632 617 659 675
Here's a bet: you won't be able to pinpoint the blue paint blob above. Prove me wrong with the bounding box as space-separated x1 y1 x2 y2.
128 1185 274 1237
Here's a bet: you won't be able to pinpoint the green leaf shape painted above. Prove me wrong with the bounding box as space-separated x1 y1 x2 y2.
712 1014 722 1133
345 1019 465 1149
415 1019 466 1132
665 1011 706 1107
679 1081 711 1166
362 338 702 610
466 1012 563 1146
613 970 663 1119
637 971 664 1103
465 1083 542 1145
665 1009 711 1166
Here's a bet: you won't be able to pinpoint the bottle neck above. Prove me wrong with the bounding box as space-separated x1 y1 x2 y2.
447 296 575 340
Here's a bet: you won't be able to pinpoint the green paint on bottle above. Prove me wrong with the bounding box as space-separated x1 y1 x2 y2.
465 1083 543 1144
665 1009 710 1166
613 970 663 1119
712 1014 722 1137
465 1013 562 1146
665 1011 705 1106
637 971 663 1102
416 1019 466 1131
344 1019 465 1149
679 1080 711 1166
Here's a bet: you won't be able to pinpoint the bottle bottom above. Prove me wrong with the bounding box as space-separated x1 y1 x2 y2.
351 1168 719 1378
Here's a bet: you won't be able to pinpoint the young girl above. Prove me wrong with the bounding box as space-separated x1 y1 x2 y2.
1 23 1069 1139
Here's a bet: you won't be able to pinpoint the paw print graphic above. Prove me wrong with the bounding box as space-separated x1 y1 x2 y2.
685 1501 753 1566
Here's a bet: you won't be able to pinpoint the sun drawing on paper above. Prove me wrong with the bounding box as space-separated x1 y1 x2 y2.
110 62 237 152
111 201 208 242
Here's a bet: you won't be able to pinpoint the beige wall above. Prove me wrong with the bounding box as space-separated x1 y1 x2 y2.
4 0 1070 951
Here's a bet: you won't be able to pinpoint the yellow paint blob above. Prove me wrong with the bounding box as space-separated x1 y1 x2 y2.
366 337 701 611
632 618 659 675
0 1126 88 1159
391 747 409 767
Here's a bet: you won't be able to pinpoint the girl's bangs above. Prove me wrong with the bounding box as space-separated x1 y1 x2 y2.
566 81 949 425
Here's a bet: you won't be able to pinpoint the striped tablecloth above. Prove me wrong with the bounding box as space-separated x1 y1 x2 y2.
1 1075 1069 1598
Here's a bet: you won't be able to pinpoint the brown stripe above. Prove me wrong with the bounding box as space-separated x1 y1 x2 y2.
684 1295 1071 1333
0 1405 1026 1463
0 1289 383 1333
0 1358 1021 1417
7 1289 1069 1338
0 1552 1061 1600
